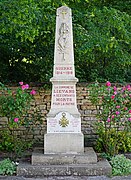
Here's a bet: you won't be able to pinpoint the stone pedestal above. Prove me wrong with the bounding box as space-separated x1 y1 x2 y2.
44 133 84 154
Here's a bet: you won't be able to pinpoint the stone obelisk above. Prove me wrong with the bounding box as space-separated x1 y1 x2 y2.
17 6 111 178
44 6 84 154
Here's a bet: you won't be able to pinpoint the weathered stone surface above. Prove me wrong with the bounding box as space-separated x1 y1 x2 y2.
0 117 8 124
32 147 97 165
39 105 46 110
17 159 112 177
44 133 84 154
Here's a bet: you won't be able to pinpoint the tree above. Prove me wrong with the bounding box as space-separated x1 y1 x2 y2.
73 6 131 82
0 0 130 83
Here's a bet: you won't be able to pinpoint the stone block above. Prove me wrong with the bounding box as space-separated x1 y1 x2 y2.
44 133 84 154
39 105 46 110
32 147 97 165
0 117 8 124
17 159 112 177
85 110 92 114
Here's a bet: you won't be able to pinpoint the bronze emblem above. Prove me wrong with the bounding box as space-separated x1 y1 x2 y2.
59 112 69 127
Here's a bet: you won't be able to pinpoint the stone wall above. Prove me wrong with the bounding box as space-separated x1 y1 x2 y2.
0 83 98 146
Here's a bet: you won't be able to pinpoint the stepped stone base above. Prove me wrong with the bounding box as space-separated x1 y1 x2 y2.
17 147 112 177
17 160 111 177
32 147 97 165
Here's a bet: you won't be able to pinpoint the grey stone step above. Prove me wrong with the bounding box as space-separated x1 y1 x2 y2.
17 160 112 177
32 147 97 165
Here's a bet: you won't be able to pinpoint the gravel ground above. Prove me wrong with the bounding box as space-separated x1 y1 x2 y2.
0 175 131 180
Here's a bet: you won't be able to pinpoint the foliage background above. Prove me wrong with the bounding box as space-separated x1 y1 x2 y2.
0 0 131 83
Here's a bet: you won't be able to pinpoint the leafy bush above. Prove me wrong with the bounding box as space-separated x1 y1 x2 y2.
110 154 131 176
0 82 42 159
0 158 17 175
95 126 131 155
89 81 131 156
0 129 33 155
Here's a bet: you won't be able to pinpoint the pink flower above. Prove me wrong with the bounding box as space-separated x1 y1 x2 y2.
30 90 36 95
129 110 131 113
126 85 131 91
111 95 115 99
122 86 126 92
106 81 111 87
116 111 120 115
19 82 23 85
114 91 117 95
129 94 131 98
112 115 115 119
21 84 29 90
128 118 131 121
14 118 19 122
107 117 111 122
113 86 117 91
116 105 120 109
25 84 29 89
21 85 26 90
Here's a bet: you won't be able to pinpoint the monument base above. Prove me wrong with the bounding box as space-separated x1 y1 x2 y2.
17 147 112 177
32 147 97 165
44 133 84 154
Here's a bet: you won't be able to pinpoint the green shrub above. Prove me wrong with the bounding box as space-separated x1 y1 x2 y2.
0 129 33 157
95 124 131 156
0 158 17 175
110 154 131 176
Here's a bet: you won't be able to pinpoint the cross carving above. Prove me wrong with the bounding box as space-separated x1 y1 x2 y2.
61 10 67 19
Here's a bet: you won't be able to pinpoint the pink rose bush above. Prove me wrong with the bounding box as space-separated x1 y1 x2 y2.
89 81 131 155
0 81 42 157
98 81 131 124
11 82 37 124
1 82 37 126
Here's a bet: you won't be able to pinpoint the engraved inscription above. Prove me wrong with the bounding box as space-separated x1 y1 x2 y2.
55 66 73 75
52 85 75 106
